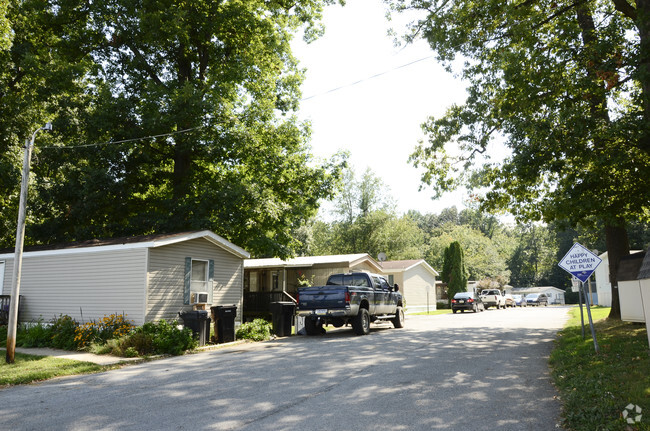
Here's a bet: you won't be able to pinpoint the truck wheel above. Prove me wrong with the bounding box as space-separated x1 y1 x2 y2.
352 308 370 335
392 306 405 328
305 318 322 336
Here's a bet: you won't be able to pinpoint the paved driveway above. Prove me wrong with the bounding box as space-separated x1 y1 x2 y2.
0 306 570 430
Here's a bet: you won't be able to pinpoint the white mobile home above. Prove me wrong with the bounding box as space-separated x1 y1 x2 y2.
0 231 249 326
380 259 439 312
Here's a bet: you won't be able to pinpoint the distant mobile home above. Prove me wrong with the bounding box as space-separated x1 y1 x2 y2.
0 231 249 326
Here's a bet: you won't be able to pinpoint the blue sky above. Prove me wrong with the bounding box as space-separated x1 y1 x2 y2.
291 0 475 217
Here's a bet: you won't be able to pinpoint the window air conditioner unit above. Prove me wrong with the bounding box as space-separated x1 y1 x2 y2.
191 292 209 305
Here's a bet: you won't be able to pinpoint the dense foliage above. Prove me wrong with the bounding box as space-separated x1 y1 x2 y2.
386 0 650 317
307 167 650 294
441 241 468 302
1 0 345 258
235 318 272 341
0 315 197 357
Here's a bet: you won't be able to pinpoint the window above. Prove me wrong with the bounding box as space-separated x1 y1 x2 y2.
191 260 208 291
272 272 279 290
0 261 4 294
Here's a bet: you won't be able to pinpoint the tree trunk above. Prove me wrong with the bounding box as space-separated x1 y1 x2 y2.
605 223 631 320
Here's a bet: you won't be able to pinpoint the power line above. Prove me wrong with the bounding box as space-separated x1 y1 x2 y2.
38 124 206 150
301 54 436 101
35 56 435 151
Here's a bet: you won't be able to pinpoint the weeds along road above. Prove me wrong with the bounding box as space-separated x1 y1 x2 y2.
1 306 570 431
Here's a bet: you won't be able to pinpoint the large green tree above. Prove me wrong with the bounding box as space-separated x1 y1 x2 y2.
388 0 650 318
1 0 344 258
441 241 468 303
309 167 424 259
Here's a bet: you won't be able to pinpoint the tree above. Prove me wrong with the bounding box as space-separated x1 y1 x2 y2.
311 167 425 259
387 0 650 318
426 224 509 283
1 0 345 258
441 241 468 304
508 223 558 287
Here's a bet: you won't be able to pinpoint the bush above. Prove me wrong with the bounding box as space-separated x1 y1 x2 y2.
75 314 135 350
50 315 78 350
121 319 196 356
436 301 450 309
236 319 272 341
18 320 53 348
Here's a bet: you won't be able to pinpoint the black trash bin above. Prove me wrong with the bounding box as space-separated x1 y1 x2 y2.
211 305 237 344
270 301 296 337
178 310 211 346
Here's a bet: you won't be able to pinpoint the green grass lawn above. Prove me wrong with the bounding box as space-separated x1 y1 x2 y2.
550 306 650 430
408 309 453 316
0 352 107 386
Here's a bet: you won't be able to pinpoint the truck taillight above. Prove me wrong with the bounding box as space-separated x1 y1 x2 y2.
468 298 474 303
296 293 299 303
451 299 456 303
345 291 351 303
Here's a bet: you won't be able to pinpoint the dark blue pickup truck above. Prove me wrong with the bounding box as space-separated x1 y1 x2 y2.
296 272 404 335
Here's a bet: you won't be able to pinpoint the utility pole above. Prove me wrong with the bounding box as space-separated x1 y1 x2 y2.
6 123 51 364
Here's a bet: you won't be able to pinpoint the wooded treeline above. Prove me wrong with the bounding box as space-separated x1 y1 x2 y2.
301 169 650 293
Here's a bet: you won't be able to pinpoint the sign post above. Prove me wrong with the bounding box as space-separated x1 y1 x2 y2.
558 243 602 353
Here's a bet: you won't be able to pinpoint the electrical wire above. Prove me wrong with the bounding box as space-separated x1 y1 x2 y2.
300 54 436 101
35 55 436 150
38 124 206 150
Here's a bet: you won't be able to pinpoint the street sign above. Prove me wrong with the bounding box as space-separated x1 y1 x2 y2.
558 243 602 283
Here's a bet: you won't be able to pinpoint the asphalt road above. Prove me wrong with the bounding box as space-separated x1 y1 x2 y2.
1 306 570 431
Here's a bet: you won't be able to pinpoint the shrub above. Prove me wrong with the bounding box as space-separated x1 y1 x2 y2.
236 319 272 341
50 315 78 350
18 320 53 348
75 314 135 350
121 319 196 356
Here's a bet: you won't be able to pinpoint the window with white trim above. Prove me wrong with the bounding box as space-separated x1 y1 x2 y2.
191 260 208 292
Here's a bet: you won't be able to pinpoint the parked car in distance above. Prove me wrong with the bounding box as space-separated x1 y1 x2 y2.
525 293 549 306
512 294 527 307
451 292 485 313
504 294 516 308
480 289 506 309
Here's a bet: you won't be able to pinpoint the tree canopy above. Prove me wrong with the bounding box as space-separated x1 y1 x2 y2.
387 0 650 317
1 0 345 258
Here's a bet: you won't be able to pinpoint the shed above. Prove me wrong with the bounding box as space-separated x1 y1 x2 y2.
380 260 439 312
616 251 647 323
0 231 249 326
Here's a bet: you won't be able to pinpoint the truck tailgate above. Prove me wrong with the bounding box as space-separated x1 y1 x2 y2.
298 286 347 310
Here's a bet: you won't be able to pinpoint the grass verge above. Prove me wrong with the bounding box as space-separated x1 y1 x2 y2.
0 352 108 386
550 306 650 430
408 310 453 316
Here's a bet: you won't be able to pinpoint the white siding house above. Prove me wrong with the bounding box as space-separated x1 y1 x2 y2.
0 231 249 326
380 260 439 312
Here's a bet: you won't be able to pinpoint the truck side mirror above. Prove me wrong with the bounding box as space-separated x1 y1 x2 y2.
393 284 399 292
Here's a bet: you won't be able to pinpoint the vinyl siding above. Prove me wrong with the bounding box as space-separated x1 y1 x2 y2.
403 265 437 308
3 249 147 325
147 238 243 323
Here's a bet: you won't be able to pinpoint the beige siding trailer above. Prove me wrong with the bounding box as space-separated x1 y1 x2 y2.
380 260 439 312
0 231 249 326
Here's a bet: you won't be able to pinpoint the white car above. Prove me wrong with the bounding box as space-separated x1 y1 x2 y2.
479 289 506 309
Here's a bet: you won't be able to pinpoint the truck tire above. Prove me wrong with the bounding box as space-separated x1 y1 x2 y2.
392 306 404 328
352 308 370 335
